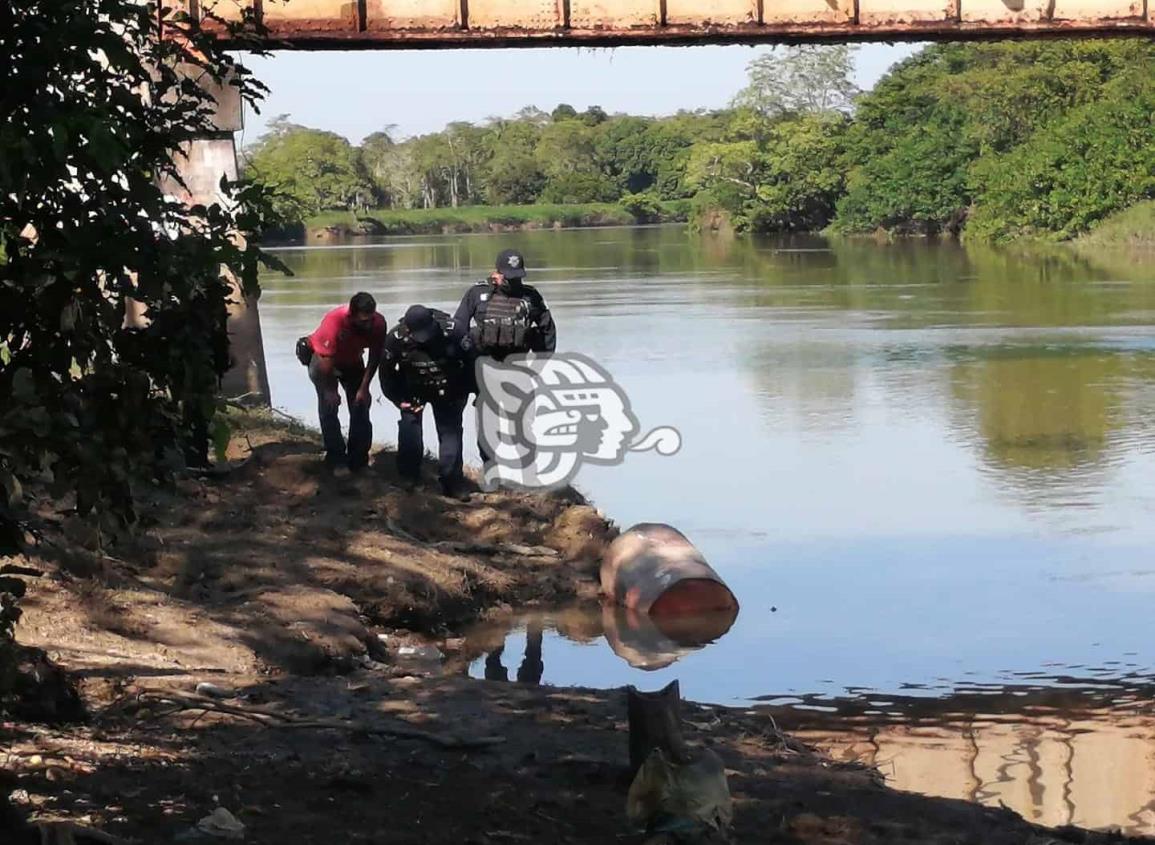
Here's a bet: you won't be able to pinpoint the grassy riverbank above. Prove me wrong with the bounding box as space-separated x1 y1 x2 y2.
1076 200 1155 250
301 200 690 239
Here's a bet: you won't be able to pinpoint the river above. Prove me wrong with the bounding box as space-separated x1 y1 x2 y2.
259 225 1155 834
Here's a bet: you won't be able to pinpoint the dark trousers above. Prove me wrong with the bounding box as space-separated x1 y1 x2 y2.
309 357 371 469
397 395 467 485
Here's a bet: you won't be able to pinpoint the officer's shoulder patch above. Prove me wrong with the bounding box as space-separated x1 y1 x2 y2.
480 292 490 301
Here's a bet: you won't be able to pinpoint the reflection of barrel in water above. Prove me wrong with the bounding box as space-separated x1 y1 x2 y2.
602 605 738 671
484 619 544 684
475 519 741 681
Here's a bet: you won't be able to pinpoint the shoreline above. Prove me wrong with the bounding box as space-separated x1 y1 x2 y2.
2 412 1149 843
283 200 691 242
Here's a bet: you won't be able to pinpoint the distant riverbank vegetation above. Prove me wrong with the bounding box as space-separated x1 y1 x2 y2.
301 199 689 238
243 39 1155 244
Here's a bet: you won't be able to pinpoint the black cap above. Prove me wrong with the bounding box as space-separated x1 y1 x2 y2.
403 304 441 344
495 249 527 280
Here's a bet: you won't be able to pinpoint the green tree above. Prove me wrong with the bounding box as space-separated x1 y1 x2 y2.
595 116 660 195
686 114 848 233
359 127 398 205
732 46 860 117
619 192 665 223
835 106 973 235
363 138 421 209
535 119 616 203
540 173 618 204
1 0 281 552
516 106 551 126
484 118 545 204
445 121 491 205
245 125 373 218
581 105 609 127
833 40 1155 235
487 150 547 204
967 68 1155 241
551 103 579 122
409 133 455 208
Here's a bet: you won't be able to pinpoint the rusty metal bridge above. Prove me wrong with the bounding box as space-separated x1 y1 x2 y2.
184 0 1152 48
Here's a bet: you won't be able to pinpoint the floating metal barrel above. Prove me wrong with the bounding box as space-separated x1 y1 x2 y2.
600 523 739 617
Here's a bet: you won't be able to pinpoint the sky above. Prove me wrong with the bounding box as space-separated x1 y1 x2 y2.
237 42 923 147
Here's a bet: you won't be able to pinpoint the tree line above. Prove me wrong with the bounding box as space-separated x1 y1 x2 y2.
244 39 1155 242
242 104 728 223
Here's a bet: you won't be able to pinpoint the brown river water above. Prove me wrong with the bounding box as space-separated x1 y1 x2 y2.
259 226 1155 834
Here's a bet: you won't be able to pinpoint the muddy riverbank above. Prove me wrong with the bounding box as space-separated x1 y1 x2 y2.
1 414 1148 843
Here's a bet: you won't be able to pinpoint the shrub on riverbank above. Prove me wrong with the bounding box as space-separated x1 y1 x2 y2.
966 69 1155 242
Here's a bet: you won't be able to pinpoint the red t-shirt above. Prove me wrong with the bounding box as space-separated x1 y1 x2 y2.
310 306 386 367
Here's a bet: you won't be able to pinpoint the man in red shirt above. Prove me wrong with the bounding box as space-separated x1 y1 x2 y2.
308 292 386 473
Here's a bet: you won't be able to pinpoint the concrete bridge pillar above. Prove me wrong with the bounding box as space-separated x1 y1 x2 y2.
159 64 271 406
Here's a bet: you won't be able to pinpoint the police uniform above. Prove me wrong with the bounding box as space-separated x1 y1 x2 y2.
453 250 557 465
453 250 557 364
379 305 471 495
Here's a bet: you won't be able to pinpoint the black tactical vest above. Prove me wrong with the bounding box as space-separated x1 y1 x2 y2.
401 350 450 400
476 286 531 353
398 310 457 400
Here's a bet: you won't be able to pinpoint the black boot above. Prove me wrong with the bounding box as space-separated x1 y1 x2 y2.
440 478 471 502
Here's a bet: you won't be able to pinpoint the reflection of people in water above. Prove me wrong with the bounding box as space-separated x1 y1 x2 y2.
484 620 544 684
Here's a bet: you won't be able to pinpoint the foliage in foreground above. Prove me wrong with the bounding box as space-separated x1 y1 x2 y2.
1 0 280 554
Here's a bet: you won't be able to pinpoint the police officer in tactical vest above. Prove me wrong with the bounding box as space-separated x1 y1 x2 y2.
454 249 557 463
454 248 556 365
379 305 472 500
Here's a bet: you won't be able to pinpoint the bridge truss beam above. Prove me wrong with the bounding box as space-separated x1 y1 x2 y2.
175 0 1152 49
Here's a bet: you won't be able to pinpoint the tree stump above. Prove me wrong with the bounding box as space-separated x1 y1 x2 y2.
627 680 689 776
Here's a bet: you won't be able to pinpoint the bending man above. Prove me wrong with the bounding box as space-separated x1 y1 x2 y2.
380 304 472 500
307 291 385 474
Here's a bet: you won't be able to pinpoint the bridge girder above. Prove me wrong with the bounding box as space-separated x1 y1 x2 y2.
172 0 1152 49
